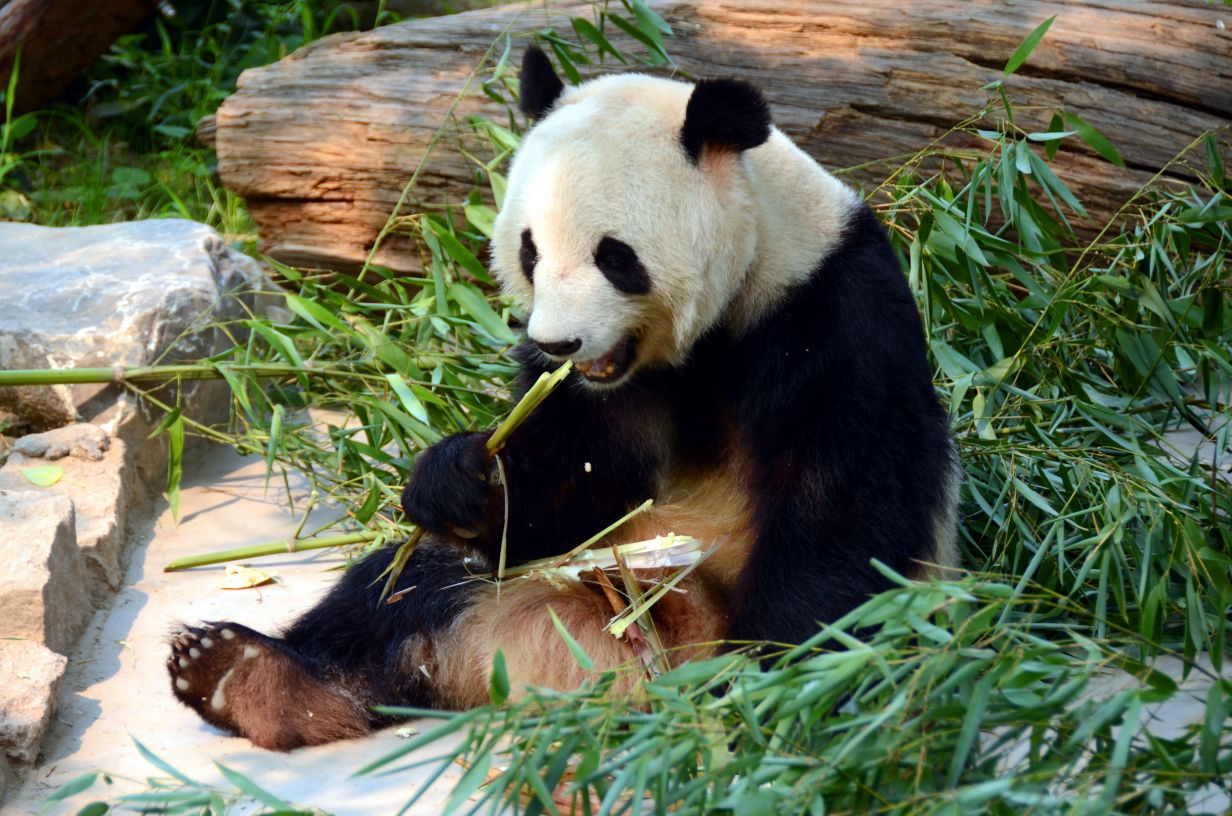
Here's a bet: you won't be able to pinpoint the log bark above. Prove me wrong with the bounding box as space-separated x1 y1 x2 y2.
0 0 160 114
214 0 1232 273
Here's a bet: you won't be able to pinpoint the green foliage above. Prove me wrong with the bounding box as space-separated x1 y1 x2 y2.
361 578 1232 815
878 106 1232 667
0 1 403 232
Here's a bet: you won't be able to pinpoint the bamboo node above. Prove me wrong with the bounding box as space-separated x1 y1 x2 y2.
112 365 126 384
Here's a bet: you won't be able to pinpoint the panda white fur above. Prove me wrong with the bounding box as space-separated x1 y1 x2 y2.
167 47 959 750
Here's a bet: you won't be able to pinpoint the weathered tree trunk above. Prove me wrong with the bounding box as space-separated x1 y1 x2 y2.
0 0 160 113
213 0 1232 273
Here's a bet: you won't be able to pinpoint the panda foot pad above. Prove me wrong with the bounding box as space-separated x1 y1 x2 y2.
168 622 267 730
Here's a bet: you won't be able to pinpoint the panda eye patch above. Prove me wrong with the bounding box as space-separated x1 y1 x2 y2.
519 229 538 283
594 236 650 296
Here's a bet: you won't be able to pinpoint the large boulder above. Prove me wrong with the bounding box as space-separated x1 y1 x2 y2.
0 491 92 655
0 219 260 437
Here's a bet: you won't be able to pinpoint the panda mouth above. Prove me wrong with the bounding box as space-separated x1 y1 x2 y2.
574 335 637 384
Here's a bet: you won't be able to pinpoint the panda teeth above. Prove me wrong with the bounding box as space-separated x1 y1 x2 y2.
575 335 634 382
577 353 615 379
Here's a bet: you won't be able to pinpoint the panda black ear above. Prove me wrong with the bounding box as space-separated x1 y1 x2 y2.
680 78 772 164
519 45 565 120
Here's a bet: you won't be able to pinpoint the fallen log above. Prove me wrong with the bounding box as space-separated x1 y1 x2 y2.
0 0 160 114
213 0 1232 273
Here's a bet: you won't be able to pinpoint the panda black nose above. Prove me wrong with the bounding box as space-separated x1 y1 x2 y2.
532 338 582 357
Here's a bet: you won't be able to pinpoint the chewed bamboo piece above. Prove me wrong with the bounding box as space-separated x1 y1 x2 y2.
469 533 703 582
588 568 663 678
471 532 711 675
486 360 573 454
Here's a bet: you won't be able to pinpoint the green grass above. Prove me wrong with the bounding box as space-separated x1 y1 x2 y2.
0 0 414 235
10 3 1230 814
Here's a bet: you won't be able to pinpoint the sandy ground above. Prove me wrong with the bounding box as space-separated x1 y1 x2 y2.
8 443 463 815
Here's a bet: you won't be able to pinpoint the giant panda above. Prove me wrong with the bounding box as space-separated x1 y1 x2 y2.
167 46 959 750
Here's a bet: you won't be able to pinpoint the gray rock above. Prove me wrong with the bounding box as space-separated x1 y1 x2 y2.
0 219 261 432
12 423 109 461
0 491 92 655
0 436 131 598
0 641 69 765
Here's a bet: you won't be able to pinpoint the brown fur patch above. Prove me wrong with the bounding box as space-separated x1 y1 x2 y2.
424 570 730 708
224 651 369 750
169 625 368 751
625 446 756 595
428 579 635 707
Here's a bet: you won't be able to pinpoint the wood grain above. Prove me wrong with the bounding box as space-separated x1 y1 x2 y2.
213 1 1232 272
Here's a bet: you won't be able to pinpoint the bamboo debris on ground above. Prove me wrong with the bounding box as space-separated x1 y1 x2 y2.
0 362 356 386
163 530 382 571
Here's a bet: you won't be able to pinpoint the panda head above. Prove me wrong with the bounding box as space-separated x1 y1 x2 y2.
490 46 773 387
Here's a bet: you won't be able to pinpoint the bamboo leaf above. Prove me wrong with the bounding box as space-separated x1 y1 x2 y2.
164 410 184 522
444 749 492 814
572 17 627 63
386 372 430 423
448 281 516 344
1003 15 1056 76
22 465 64 486
132 737 202 786
215 762 295 810
1063 111 1126 167
548 606 595 671
284 293 353 335
45 773 99 803
489 649 511 704
426 219 493 285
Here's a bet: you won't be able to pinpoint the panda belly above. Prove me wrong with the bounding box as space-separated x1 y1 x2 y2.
624 449 757 600
421 454 757 709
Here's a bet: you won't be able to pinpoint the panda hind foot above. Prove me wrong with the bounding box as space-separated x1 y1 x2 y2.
167 623 275 737
167 622 369 750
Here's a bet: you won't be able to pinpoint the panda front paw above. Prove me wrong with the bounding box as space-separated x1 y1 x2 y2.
401 431 497 540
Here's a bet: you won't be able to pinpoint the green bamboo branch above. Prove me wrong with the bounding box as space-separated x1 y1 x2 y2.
0 362 373 387
164 530 381 572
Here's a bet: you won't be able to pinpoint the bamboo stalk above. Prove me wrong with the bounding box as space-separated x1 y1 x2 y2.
0 363 369 387
486 360 573 453
163 530 381 572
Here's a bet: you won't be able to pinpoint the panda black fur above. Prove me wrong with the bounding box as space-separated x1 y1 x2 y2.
167 47 959 750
